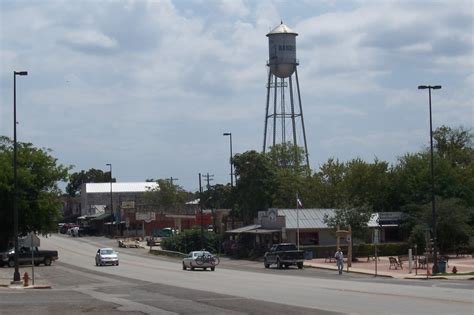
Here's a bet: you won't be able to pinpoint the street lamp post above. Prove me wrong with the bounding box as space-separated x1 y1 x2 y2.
222 132 233 187
106 163 113 230
223 132 234 228
12 71 28 283
418 84 442 273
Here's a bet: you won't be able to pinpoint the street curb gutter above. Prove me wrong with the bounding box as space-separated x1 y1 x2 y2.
24 285 52 289
304 264 394 278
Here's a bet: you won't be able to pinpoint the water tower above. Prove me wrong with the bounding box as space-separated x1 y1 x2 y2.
263 22 309 167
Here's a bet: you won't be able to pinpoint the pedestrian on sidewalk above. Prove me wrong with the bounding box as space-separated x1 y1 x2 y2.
335 248 344 275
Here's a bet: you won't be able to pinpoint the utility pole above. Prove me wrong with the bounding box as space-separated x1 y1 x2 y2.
202 173 214 190
199 173 204 250
167 177 179 186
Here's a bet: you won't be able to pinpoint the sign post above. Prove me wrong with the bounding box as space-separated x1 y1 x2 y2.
374 228 380 277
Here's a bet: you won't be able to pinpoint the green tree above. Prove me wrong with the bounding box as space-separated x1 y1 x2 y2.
233 151 276 224
323 207 371 240
66 168 114 197
267 142 309 174
407 198 473 253
200 184 232 210
0 136 69 248
144 179 192 213
343 158 396 211
311 158 347 208
161 227 221 253
434 126 473 167
267 143 308 208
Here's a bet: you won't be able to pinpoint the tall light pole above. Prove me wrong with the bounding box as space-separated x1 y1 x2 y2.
12 70 28 283
223 132 235 228
418 84 442 273
106 163 113 223
223 132 233 188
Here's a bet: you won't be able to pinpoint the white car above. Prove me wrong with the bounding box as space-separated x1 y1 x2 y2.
95 248 119 266
182 250 219 271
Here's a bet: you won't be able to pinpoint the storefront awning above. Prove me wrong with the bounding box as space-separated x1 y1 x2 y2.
91 213 113 221
226 224 280 235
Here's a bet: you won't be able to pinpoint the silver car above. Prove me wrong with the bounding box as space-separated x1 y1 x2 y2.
182 250 219 271
95 248 119 266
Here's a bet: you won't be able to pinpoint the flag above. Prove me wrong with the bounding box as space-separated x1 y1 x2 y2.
296 194 303 208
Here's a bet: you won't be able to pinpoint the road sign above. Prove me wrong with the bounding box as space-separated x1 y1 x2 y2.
373 229 380 244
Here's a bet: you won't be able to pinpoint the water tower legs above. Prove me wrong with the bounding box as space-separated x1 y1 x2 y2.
262 67 310 168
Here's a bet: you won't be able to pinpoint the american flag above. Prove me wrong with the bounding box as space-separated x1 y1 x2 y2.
296 194 303 208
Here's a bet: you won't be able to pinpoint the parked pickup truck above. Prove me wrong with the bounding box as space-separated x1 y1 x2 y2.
1 247 58 267
263 243 305 269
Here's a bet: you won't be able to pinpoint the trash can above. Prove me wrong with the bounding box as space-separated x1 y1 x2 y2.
438 260 446 273
304 251 313 260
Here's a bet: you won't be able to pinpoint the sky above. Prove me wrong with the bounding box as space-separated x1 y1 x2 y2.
1 0 473 193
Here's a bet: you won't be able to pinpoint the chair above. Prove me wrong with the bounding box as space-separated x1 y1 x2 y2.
417 257 427 269
389 256 403 270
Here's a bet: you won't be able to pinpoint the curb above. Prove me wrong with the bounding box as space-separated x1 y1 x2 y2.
24 285 52 289
304 264 394 278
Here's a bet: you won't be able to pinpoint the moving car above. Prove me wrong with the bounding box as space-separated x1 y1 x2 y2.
182 250 219 271
95 248 119 266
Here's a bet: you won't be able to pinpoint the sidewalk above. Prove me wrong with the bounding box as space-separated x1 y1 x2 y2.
304 255 474 280
0 266 51 289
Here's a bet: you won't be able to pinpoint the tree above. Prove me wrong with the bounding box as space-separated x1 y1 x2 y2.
343 158 396 211
433 126 473 168
313 158 347 208
0 136 69 248
144 179 192 213
406 198 473 253
267 142 309 174
267 143 309 208
200 184 232 210
66 168 114 197
233 151 276 224
323 207 371 240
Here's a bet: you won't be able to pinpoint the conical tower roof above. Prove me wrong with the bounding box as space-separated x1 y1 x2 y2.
266 21 298 36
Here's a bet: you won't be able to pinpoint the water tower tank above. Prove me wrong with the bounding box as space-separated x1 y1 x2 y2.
267 22 298 78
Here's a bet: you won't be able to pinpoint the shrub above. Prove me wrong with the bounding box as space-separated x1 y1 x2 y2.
161 227 221 254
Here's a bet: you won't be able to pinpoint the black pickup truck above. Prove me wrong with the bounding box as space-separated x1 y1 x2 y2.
1 247 58 267
263 243 305 269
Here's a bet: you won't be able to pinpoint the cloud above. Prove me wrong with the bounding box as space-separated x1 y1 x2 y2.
0 0 472 191
60 30 118 52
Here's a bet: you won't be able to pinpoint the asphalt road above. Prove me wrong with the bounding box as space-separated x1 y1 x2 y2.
0 234 472 314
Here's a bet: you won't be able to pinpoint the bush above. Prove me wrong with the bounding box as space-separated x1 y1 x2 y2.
161 227 221 254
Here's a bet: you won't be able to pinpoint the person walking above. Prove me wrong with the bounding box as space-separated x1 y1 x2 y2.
335 248 344 275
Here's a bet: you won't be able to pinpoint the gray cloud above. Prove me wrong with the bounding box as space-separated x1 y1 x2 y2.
1 0 472 191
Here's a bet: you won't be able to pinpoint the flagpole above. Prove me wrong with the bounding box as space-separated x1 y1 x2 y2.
296 193 300 250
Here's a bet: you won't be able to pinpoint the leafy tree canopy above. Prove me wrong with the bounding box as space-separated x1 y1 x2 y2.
233 150 276 224
144 179 193 213
66 168 114 197
0 136 69 248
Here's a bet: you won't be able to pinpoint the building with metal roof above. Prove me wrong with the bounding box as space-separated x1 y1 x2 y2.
84 182 158 194
227 208 403 247
80 182 158 217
